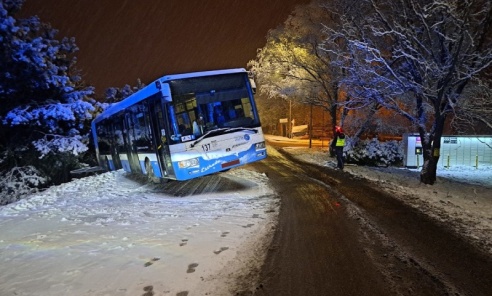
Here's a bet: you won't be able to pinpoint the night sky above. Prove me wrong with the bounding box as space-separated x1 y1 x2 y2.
21 0 309 96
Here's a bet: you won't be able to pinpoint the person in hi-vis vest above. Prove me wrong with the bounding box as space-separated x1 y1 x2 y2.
331 126 346 170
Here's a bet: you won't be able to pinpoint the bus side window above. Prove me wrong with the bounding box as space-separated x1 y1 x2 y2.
130 102 153 151
96 123 111 154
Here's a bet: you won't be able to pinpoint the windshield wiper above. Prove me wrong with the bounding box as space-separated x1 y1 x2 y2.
225 127 258 133
190 128 228 148
190 127 258 148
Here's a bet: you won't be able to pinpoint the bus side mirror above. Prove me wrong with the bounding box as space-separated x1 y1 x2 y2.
160 83 172 102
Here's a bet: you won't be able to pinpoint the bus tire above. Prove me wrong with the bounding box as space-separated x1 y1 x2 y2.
145 159 160 184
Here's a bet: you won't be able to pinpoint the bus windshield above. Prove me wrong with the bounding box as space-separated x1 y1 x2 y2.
167 73 258 143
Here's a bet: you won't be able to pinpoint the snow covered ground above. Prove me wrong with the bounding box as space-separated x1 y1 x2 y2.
0 169 277 296
0 139 491 296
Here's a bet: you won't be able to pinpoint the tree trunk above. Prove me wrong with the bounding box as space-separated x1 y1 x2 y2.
420 155 439 185
419 116 446 185
330 102 337 134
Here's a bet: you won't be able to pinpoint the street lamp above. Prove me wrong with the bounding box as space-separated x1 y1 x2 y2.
289 99 292 138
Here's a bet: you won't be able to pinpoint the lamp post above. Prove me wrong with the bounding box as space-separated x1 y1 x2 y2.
289 99 292 138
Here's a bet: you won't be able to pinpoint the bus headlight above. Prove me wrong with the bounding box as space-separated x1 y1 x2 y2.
178 158 199 168
255 141 266 150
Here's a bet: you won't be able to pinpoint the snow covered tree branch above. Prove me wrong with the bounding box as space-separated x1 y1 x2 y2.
0 0 96 191
0 166 47 205
320 0 492 184
250 0 382 139
451 78 492 133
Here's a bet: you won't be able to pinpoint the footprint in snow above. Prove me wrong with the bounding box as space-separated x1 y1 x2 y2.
144 257 160 267
214 247 229 255
187 263 198 273
142 285 154 296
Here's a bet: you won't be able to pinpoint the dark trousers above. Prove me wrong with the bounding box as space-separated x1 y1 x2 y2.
335 146 344 169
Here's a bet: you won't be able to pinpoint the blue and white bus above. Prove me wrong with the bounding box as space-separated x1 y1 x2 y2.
91 68 267 181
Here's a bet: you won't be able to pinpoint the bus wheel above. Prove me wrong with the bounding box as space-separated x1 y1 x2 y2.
145 159 160 184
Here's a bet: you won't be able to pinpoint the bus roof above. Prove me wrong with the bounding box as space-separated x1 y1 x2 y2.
92 68 247 124
159 68 246 82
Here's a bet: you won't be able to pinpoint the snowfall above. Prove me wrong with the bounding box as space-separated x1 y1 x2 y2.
0 137 491 296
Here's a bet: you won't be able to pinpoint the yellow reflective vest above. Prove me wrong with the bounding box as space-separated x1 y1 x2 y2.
335 136 345 147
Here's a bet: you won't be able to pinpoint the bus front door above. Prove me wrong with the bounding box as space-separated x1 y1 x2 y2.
150 98 175 179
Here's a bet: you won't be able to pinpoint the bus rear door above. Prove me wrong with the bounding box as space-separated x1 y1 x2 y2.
124 112 143 173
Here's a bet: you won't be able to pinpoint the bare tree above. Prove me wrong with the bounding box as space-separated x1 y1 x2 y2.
321 0 492 184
